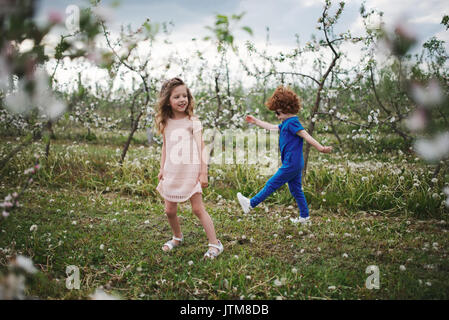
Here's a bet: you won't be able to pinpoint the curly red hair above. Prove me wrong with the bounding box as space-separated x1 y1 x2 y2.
265 86 301 114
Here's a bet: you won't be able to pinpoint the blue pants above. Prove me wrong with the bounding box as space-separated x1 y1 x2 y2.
250 166 309 218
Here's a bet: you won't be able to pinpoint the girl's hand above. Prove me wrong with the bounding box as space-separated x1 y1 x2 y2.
320 146 333 153
199 172 208 188
245 115 257 124
158 170 164 180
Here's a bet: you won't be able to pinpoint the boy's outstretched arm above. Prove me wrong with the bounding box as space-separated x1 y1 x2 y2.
245 115 278 131
297 130 332 153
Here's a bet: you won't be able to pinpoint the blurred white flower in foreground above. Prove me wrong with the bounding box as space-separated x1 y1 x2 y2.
14 255 38 274
19 39 35 53
0 274 26 300
89 288 121 300
4 80 32 115
405 109 427 132
0 55 11 91
34 69 67 120
91 5 115 22
414 131 449 162
411 80 444 108
0 255 39 299
3 68 66 120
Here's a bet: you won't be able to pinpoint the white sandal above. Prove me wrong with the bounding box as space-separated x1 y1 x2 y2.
204 240 224 259
162 234 183 252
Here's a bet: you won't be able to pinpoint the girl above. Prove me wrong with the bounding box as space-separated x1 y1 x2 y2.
155 77 223 259
237 86 332 224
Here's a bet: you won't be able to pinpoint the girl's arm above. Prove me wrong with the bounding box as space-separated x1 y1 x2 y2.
199 139 208 173
193 118 209 188
193 132 208 172
158 134 166 179
297 130 332 153
246 115 278 131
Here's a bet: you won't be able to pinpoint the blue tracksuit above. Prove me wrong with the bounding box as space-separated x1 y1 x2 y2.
250 116 309 218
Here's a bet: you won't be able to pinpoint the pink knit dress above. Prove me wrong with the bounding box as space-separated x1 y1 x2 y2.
156 116 203 202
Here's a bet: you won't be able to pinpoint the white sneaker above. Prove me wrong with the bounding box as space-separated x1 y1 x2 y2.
290 216 311 225
237 192 251 214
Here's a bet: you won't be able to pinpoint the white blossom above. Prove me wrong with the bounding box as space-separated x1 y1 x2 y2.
443 187 449 207
273 278 286 287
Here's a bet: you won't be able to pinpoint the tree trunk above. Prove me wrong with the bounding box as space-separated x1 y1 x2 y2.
119 88 146 165
120 111 143 165
208 74 224 159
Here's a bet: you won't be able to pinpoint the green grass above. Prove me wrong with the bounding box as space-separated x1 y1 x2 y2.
0 126 448 299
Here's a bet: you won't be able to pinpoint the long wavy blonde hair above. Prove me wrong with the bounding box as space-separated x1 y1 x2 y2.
155 77 194 135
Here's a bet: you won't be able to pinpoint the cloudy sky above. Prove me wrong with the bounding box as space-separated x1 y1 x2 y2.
37 0 448 46
36 0 449 91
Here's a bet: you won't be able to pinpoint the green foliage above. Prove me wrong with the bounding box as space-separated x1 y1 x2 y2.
142 19 160 40
441 15 449 30
204 12 252 52
54 40 71 60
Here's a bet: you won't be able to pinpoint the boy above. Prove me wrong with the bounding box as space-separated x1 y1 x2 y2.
237 86 332 224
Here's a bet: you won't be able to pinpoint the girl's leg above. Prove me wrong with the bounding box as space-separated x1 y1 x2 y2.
287 171 309 218
190 193 219 251
162 199 182 251
250 167 296 208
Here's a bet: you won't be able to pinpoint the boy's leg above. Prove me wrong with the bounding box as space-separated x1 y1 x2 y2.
250 167 296 208
287 170 309 218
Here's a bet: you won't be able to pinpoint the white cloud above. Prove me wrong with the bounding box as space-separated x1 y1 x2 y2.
301 0 325 8
409 13 443 25
364 0 447 27
434 29 449 42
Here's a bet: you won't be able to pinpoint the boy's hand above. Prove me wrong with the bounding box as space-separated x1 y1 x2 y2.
245 115 257 124
199 172 208 188
320 146 333 153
